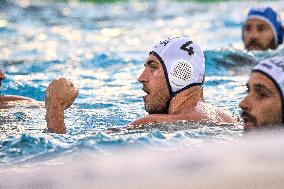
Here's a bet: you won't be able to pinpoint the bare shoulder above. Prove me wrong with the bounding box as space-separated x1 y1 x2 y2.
194 102 237 123
130 103 237 128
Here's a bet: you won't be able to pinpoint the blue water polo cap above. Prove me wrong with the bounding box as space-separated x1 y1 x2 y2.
247 7 283 46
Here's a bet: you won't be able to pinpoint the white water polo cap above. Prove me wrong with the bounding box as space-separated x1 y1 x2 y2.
252 56 284 123
150 37 205 96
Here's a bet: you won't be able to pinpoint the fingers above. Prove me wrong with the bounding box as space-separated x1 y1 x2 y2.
47 78 76 91
45 77 79 110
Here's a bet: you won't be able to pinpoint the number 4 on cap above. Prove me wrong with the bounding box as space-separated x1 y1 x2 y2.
180 41 194 56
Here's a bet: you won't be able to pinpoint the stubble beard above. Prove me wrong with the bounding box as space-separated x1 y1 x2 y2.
245 38 276 51
144 93 171 114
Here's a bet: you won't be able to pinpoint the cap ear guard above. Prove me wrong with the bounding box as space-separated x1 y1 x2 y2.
169 59 193 88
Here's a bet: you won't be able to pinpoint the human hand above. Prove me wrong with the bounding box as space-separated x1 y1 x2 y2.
45 78 79 110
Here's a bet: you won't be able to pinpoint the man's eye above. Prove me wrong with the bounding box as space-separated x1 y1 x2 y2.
257 25 265 32
244 25 251 32
150 63 158 69
256 92 268 100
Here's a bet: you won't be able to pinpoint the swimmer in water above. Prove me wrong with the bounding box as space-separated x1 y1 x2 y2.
45 37 237 134
239 56 284 131
0 69 33 104
242 7 283 51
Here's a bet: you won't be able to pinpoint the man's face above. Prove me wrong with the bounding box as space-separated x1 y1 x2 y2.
0 69 5 89
243 18 275 51
138 54 171 114
239 72 282 131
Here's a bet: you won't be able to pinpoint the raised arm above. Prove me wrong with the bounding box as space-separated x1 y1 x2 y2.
45 78 78 134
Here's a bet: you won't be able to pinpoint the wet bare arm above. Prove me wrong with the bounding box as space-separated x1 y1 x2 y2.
130 112 208 128
45 78 78 134
0 70 34 103
0 95 33 102
45 103 66 134
130 108 237 129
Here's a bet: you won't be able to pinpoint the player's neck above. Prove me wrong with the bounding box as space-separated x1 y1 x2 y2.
168 86 204 114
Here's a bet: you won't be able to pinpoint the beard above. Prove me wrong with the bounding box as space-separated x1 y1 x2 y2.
144 93 171 114
240 110 257 131
245 38 275 50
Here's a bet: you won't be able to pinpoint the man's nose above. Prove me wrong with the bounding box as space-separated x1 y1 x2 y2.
239 95 251 112
138 69 148 83
248 29 259 39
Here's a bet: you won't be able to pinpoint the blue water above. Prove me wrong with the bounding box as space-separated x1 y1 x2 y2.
0 0 284 166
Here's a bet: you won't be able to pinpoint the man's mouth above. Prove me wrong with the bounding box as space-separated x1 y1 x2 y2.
246 40 263 50
247 45 262 51
243 121 255 130
241 111 257 131
142 87 150 102
142 87 150 95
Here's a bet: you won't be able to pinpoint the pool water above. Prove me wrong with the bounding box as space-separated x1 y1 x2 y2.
0 1 284 187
